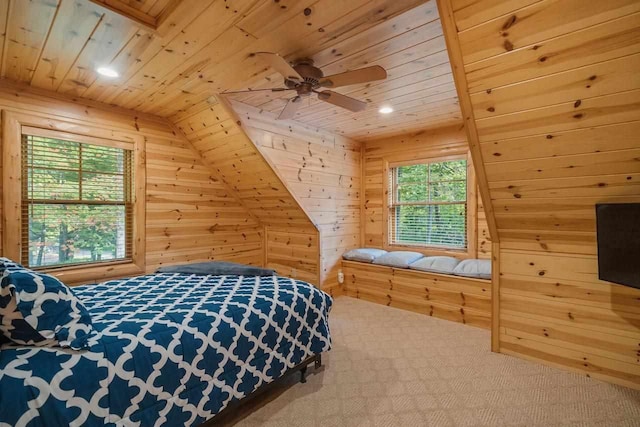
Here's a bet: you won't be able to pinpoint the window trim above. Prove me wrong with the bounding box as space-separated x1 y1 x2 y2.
382 151 477 258
2 111 146 284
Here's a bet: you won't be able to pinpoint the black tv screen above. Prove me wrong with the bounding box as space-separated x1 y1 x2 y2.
596 203 640 289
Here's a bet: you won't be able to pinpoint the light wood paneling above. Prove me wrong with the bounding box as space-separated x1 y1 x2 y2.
362 124 491 259
173 95 322 286
443 0 640 388
265 228 319 285
342 260 492 329
173 96 316 230
228 1 462 140
230 100 360 294
0 80 263 284
0 0 462 141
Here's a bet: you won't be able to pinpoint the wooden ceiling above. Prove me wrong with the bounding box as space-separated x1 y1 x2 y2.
0 0 460 140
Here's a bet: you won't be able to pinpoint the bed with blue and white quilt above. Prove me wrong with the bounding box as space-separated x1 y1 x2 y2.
0 269 333 426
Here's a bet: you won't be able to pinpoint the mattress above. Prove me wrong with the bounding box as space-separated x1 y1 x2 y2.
0 273 332 426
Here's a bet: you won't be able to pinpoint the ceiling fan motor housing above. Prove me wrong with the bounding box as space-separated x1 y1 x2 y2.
284 58 324 94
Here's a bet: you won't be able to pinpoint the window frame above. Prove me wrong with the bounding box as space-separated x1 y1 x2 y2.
2 111 146 284
382 152 477 258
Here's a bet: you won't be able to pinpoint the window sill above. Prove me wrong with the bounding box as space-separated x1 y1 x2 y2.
385 244 472 259
43 261 145 286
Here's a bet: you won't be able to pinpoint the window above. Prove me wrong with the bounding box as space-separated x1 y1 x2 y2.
21 132 133 269
389 158 467 249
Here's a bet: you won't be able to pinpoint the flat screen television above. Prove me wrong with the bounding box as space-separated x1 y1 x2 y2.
596 203 640 289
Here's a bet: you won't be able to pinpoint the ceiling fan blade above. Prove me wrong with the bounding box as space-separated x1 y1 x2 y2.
316 90 367 112
319 65 387 88
254 52 303 82
278 96 303 120
222 87 293 94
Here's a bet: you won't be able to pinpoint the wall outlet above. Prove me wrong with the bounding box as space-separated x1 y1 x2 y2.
337 269 344 284
291 268 297 278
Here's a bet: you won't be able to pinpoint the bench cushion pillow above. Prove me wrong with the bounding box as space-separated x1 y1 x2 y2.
372 251 424 268
342 248 388 263
453 259 492 280
409 256 461 274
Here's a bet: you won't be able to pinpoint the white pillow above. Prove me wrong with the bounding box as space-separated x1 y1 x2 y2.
372 251 424 268
409 256 461 274
342 248 387 263
452 259 492 279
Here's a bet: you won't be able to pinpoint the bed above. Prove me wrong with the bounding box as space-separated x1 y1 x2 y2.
0 272 333 426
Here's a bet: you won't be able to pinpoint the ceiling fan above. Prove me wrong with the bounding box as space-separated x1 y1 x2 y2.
223 52 387 120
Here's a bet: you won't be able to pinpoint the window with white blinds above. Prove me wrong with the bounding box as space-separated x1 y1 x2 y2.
389 158 467 249
21 133 133 269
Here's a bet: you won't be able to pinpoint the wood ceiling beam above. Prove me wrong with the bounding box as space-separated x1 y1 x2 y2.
88 0 182 34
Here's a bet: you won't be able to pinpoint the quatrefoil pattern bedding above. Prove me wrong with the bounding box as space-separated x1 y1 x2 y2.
0 273 333 426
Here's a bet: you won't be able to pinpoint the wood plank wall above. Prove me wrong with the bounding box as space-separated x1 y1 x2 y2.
230 101 361 294
172 96 322 286
363 124 491 259
342 260 492 328
441 0 640 389
0 81 263 281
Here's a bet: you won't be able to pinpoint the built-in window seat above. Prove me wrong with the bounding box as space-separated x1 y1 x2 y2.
341 250 492 329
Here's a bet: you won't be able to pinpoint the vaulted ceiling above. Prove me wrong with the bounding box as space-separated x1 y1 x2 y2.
0 0 460 140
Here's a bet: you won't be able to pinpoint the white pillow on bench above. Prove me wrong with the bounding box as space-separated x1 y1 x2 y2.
342 248 388 263
453 259 492 280
409 256 461 275
372 251 424 268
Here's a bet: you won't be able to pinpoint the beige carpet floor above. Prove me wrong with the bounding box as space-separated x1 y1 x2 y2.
218 296 640 427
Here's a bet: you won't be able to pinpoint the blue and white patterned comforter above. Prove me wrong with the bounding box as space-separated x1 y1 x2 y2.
0 273 333 426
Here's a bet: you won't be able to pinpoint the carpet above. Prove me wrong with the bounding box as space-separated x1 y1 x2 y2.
217 296 640 426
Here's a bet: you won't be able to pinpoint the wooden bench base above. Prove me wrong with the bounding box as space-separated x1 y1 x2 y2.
342 260 492 329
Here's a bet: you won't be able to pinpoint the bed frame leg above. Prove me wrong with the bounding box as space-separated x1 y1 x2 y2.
300 366 307 383
314 354 322 369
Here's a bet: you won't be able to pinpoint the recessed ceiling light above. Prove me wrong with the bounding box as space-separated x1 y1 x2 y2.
96 67 119 78
379 106 393 114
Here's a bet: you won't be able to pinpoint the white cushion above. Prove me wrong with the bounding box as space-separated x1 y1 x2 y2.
409 256 461 274
342 248 387 263
452 259 492 280
372 251 424 268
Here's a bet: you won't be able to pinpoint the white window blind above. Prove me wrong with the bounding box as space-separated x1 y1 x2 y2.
389 159 467 249
21 133 133 269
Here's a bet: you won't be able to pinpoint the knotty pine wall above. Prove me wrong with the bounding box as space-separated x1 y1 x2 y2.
440 0 640 388
230 101 361 294
173 96 322 287
363 124 491 259
0 82 263 280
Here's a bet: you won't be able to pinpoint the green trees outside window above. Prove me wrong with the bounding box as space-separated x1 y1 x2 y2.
22 135 133 268
389 159 467 249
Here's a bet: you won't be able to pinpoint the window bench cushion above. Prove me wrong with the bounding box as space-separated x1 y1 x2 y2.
342 248 388 263
372 251 424 268
409 256 461 274
453 259 492 280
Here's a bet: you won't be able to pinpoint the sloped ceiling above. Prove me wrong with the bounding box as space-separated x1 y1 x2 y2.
0 0 461 140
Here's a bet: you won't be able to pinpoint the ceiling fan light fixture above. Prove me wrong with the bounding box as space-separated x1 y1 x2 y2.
96 67 119 78
379 106 394 114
